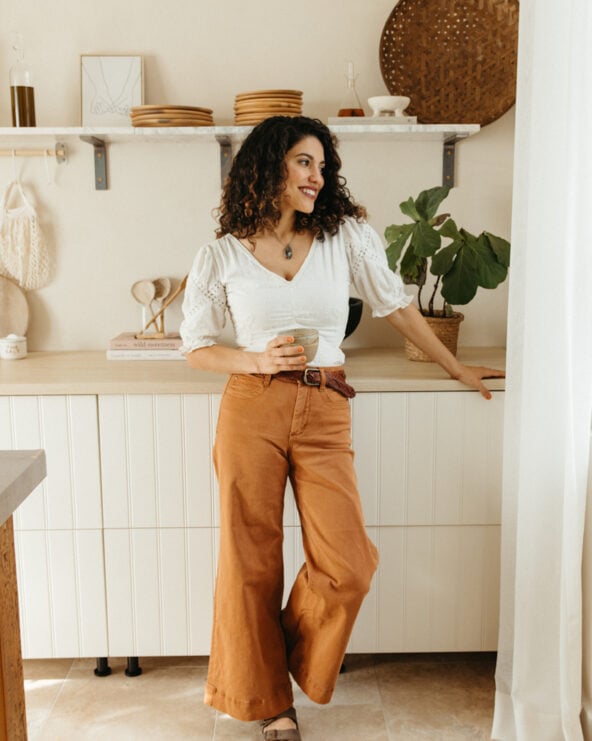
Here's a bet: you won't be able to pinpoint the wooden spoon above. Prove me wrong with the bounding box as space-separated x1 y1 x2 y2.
152 278 171 333
131 279 156 329
143 274 188 332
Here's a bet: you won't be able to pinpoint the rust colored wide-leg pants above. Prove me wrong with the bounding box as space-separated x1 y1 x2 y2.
204 372 378 721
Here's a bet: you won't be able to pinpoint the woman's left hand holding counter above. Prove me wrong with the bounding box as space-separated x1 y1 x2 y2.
386 303 505 400
184 335 307 374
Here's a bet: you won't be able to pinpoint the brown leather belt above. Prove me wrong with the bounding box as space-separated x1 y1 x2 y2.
274 368 356 399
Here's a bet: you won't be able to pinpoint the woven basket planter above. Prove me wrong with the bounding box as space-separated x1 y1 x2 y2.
405 311 464 362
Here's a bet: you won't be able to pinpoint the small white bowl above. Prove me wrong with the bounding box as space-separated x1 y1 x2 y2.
368 95 411 117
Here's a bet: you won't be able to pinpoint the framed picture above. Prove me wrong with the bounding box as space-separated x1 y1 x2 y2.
80 54 143 126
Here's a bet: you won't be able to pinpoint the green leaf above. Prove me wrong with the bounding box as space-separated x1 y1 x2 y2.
473 235 508 288
430 240 461 275
438 217 461 241
384 223 414 249
400 245 427 287
440 244 480 305
399 197 421 222
415 186 451 221
484 232 511 268
411 221 441 257
385 241 405 271
439 232 509 304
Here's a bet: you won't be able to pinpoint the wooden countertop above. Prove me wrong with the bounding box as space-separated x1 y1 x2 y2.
0 348 505 395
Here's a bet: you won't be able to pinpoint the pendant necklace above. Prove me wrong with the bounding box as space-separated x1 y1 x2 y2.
272 230 294 260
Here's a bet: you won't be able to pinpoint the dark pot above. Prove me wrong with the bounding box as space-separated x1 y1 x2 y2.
344 298 363 339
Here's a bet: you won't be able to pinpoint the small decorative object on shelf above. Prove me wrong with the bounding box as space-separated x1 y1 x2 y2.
379 0 519 125
9 33 36 127
80 55 143 126
367 95 410 118
337 61 364 117
385 185 510 360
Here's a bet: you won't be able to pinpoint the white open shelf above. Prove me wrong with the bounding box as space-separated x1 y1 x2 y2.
0 123 480 188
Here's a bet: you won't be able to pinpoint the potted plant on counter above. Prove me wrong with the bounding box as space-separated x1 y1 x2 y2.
384 185 510 361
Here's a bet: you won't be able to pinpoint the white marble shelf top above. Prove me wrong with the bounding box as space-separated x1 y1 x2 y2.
0 450 46 526
0 123 480 147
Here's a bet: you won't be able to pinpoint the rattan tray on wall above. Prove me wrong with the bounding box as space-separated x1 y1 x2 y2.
379 0 519 126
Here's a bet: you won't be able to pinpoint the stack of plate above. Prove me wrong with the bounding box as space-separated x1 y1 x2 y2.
234 90 303 126
130 105 214 127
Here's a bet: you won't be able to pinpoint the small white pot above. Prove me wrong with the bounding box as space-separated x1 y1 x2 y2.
0 334 28 359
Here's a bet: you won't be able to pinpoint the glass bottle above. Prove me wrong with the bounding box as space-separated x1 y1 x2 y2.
338 61 364 117
10 34 37 127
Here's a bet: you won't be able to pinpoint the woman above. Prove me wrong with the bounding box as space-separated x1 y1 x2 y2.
180 116 504 740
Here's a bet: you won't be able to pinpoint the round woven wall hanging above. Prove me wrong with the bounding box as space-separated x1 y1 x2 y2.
379 0 519 125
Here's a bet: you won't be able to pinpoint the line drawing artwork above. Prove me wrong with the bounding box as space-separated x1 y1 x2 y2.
81 56 143 125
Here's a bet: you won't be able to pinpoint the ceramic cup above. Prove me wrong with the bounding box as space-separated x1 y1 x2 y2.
282 328 319 363
0 333 27 360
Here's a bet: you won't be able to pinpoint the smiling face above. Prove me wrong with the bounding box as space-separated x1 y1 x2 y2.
281 136 325 216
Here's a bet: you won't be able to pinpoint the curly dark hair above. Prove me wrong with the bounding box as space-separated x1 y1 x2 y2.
215 116 366 241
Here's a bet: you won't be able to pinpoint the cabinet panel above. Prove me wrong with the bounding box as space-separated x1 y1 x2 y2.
353 392 504 527
1 396 101 530
14 529 108 658
104 528 215 656
348 525 501 652
99 395 221 529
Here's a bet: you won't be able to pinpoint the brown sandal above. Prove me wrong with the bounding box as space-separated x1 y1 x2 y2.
259 706 301 740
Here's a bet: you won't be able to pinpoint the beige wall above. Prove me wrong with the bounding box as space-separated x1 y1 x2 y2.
1 0 513 351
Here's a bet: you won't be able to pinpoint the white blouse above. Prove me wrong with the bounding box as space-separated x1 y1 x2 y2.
180 217 412 367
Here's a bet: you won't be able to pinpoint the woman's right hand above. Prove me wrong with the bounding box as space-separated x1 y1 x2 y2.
255 335 308 374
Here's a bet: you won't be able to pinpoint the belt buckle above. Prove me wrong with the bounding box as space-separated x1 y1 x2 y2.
302 368 321 386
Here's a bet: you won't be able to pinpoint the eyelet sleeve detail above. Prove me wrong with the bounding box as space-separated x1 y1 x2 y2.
179 244 227 354
344 218 412 317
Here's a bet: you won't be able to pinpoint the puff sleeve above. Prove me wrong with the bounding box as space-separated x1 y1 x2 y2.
179 244 227 354
344 218 412 317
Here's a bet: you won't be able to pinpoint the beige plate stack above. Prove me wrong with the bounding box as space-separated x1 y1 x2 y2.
131 105 214 127
234 90 303 126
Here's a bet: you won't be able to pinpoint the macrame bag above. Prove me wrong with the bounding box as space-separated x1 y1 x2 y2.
0 181 51 290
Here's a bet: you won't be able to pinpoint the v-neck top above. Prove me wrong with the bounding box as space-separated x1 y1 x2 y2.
180 217 412 367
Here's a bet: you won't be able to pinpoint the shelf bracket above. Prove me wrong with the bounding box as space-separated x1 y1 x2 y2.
55 142 67 163
215 134 232 187
80 136 108 190
442 136 463 188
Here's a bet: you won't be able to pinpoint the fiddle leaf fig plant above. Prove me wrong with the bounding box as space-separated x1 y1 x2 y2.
385 185 510 317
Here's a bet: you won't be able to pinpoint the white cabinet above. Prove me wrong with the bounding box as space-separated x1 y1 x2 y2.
2 389 503 658
0 396 108 658
103 528 214 656
96 390 503 656
98 394 220 529
349 392 503 651
97 394 221 655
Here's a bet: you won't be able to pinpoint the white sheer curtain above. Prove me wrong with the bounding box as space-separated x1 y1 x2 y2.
492 1 592 739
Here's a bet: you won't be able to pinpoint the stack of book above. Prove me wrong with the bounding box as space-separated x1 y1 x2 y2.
106 332 184 360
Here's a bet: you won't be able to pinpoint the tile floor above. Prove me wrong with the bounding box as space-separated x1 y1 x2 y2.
24 652 496 740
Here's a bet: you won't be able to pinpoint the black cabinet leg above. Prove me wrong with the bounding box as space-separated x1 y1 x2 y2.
125 656 142 676
94 657 112 676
